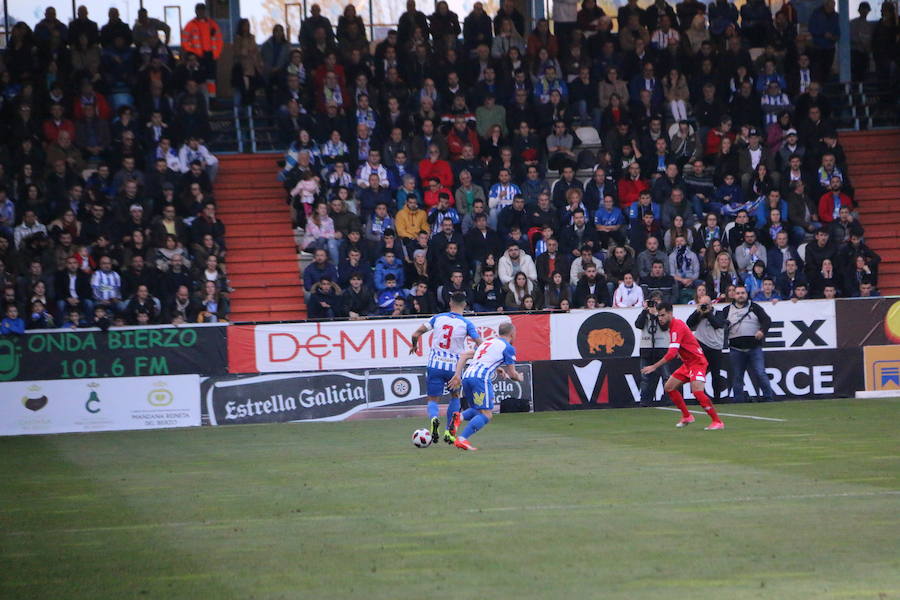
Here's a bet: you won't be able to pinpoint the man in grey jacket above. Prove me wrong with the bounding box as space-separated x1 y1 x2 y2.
686 294 726 401
720 285 775 402
637 236 669 278
733 229 768 274
634 291 670 407
668 234 699 300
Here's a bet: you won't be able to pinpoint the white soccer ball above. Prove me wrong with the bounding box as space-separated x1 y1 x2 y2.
412 428 432 448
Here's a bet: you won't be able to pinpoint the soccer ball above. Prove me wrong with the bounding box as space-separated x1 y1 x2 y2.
411 428 432 448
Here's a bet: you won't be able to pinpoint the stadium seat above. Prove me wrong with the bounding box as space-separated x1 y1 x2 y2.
575 126 602 149
797 242 807 263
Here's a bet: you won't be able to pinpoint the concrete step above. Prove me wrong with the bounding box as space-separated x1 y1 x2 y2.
228 260 299 275
229 309 306 323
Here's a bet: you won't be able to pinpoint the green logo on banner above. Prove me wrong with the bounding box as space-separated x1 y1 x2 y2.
85 389 101 413
0 338 21 381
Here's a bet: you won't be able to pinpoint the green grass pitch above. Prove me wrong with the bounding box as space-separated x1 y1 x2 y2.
2 398 899 599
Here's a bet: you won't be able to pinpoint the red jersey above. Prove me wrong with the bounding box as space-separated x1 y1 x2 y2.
662 318 707 367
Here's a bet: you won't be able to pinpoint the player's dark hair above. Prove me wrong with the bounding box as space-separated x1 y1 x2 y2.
656 302 674 313
449 292 468 306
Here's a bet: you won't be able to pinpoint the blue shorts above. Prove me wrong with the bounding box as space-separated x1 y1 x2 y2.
426 366 456 397
462 375 494 410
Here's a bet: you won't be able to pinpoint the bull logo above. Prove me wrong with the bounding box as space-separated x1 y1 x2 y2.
577 312 635 358
587 328 625 354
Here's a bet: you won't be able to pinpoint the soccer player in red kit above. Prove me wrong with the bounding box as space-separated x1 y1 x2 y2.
640 302 725 430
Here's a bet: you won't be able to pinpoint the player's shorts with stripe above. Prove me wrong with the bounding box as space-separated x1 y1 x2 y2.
462 374 494 410
672 360 709 383
425 366 457 397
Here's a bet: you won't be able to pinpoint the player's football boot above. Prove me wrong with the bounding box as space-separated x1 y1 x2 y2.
676 414 696 428
442 430 456 444
454 438 478 451
704 421 725 431
430 417 440 444
448 411 461 435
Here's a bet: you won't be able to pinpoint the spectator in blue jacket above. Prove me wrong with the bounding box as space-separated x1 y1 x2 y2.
776 258 809 299
307 278 342 319
808 0 840 83
594 194 627 248
303 248 339 293
1 305 25 335
375 274 403 314
364 202 396 243
709 0 739 38
337 247 374 289
716 173 750 218
752 276 782 302
374 248 405 291
627 190 661 226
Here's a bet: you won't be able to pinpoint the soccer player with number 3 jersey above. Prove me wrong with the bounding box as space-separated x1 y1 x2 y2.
640 303 725 430
410 293 483 445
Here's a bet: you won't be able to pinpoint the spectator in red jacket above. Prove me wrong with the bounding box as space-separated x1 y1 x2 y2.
704 115 734 158
42 103 76 146
817 176 853 223
618 161 650 208
446 117 480 160
418 143 454 188
73 81 112 121
422 176 453 209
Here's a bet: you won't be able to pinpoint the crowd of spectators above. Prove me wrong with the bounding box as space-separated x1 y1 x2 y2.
0 4 230 332
287 0 890 319
0 0 893 330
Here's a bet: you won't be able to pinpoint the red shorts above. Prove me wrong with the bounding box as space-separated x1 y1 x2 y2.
672 360 709 383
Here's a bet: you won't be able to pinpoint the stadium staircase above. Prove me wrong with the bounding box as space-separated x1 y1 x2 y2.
841 129 900 296
217 154 307 322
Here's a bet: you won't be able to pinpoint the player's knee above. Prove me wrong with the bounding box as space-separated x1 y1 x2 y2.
480 409 493 420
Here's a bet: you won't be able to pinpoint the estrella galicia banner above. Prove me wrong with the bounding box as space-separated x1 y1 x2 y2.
531 348 862 412
0 324 228 382
201 364 533 425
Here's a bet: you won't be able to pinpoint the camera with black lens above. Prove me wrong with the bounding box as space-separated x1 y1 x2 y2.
646 300 656 308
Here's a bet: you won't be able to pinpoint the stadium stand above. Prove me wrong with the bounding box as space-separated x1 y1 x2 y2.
0 0 897 326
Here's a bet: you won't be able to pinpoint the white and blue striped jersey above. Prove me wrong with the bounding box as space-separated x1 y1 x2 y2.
463 338 516 379
424 312 479 372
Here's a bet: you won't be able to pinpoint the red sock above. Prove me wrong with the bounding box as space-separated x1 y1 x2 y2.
668 389 690 418
694 389 721 423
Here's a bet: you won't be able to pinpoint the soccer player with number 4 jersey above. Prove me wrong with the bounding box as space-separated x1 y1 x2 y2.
410 293 483 445
448 322 523 451
640 303 725 430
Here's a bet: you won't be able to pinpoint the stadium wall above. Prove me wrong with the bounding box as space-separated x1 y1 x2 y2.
0 298 896 435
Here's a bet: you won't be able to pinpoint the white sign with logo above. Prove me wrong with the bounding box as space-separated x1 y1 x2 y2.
550 299 837 360
0 374 201 436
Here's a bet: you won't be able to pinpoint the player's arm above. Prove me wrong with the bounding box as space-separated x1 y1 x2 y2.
408 323 431 355
448 350 475 390
501 363 524 382
640 326 680 374
500 345 523 381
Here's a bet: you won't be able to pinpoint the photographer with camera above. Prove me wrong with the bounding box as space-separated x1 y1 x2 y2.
721 284 775 403
634 291 671 407
686 293 727 401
